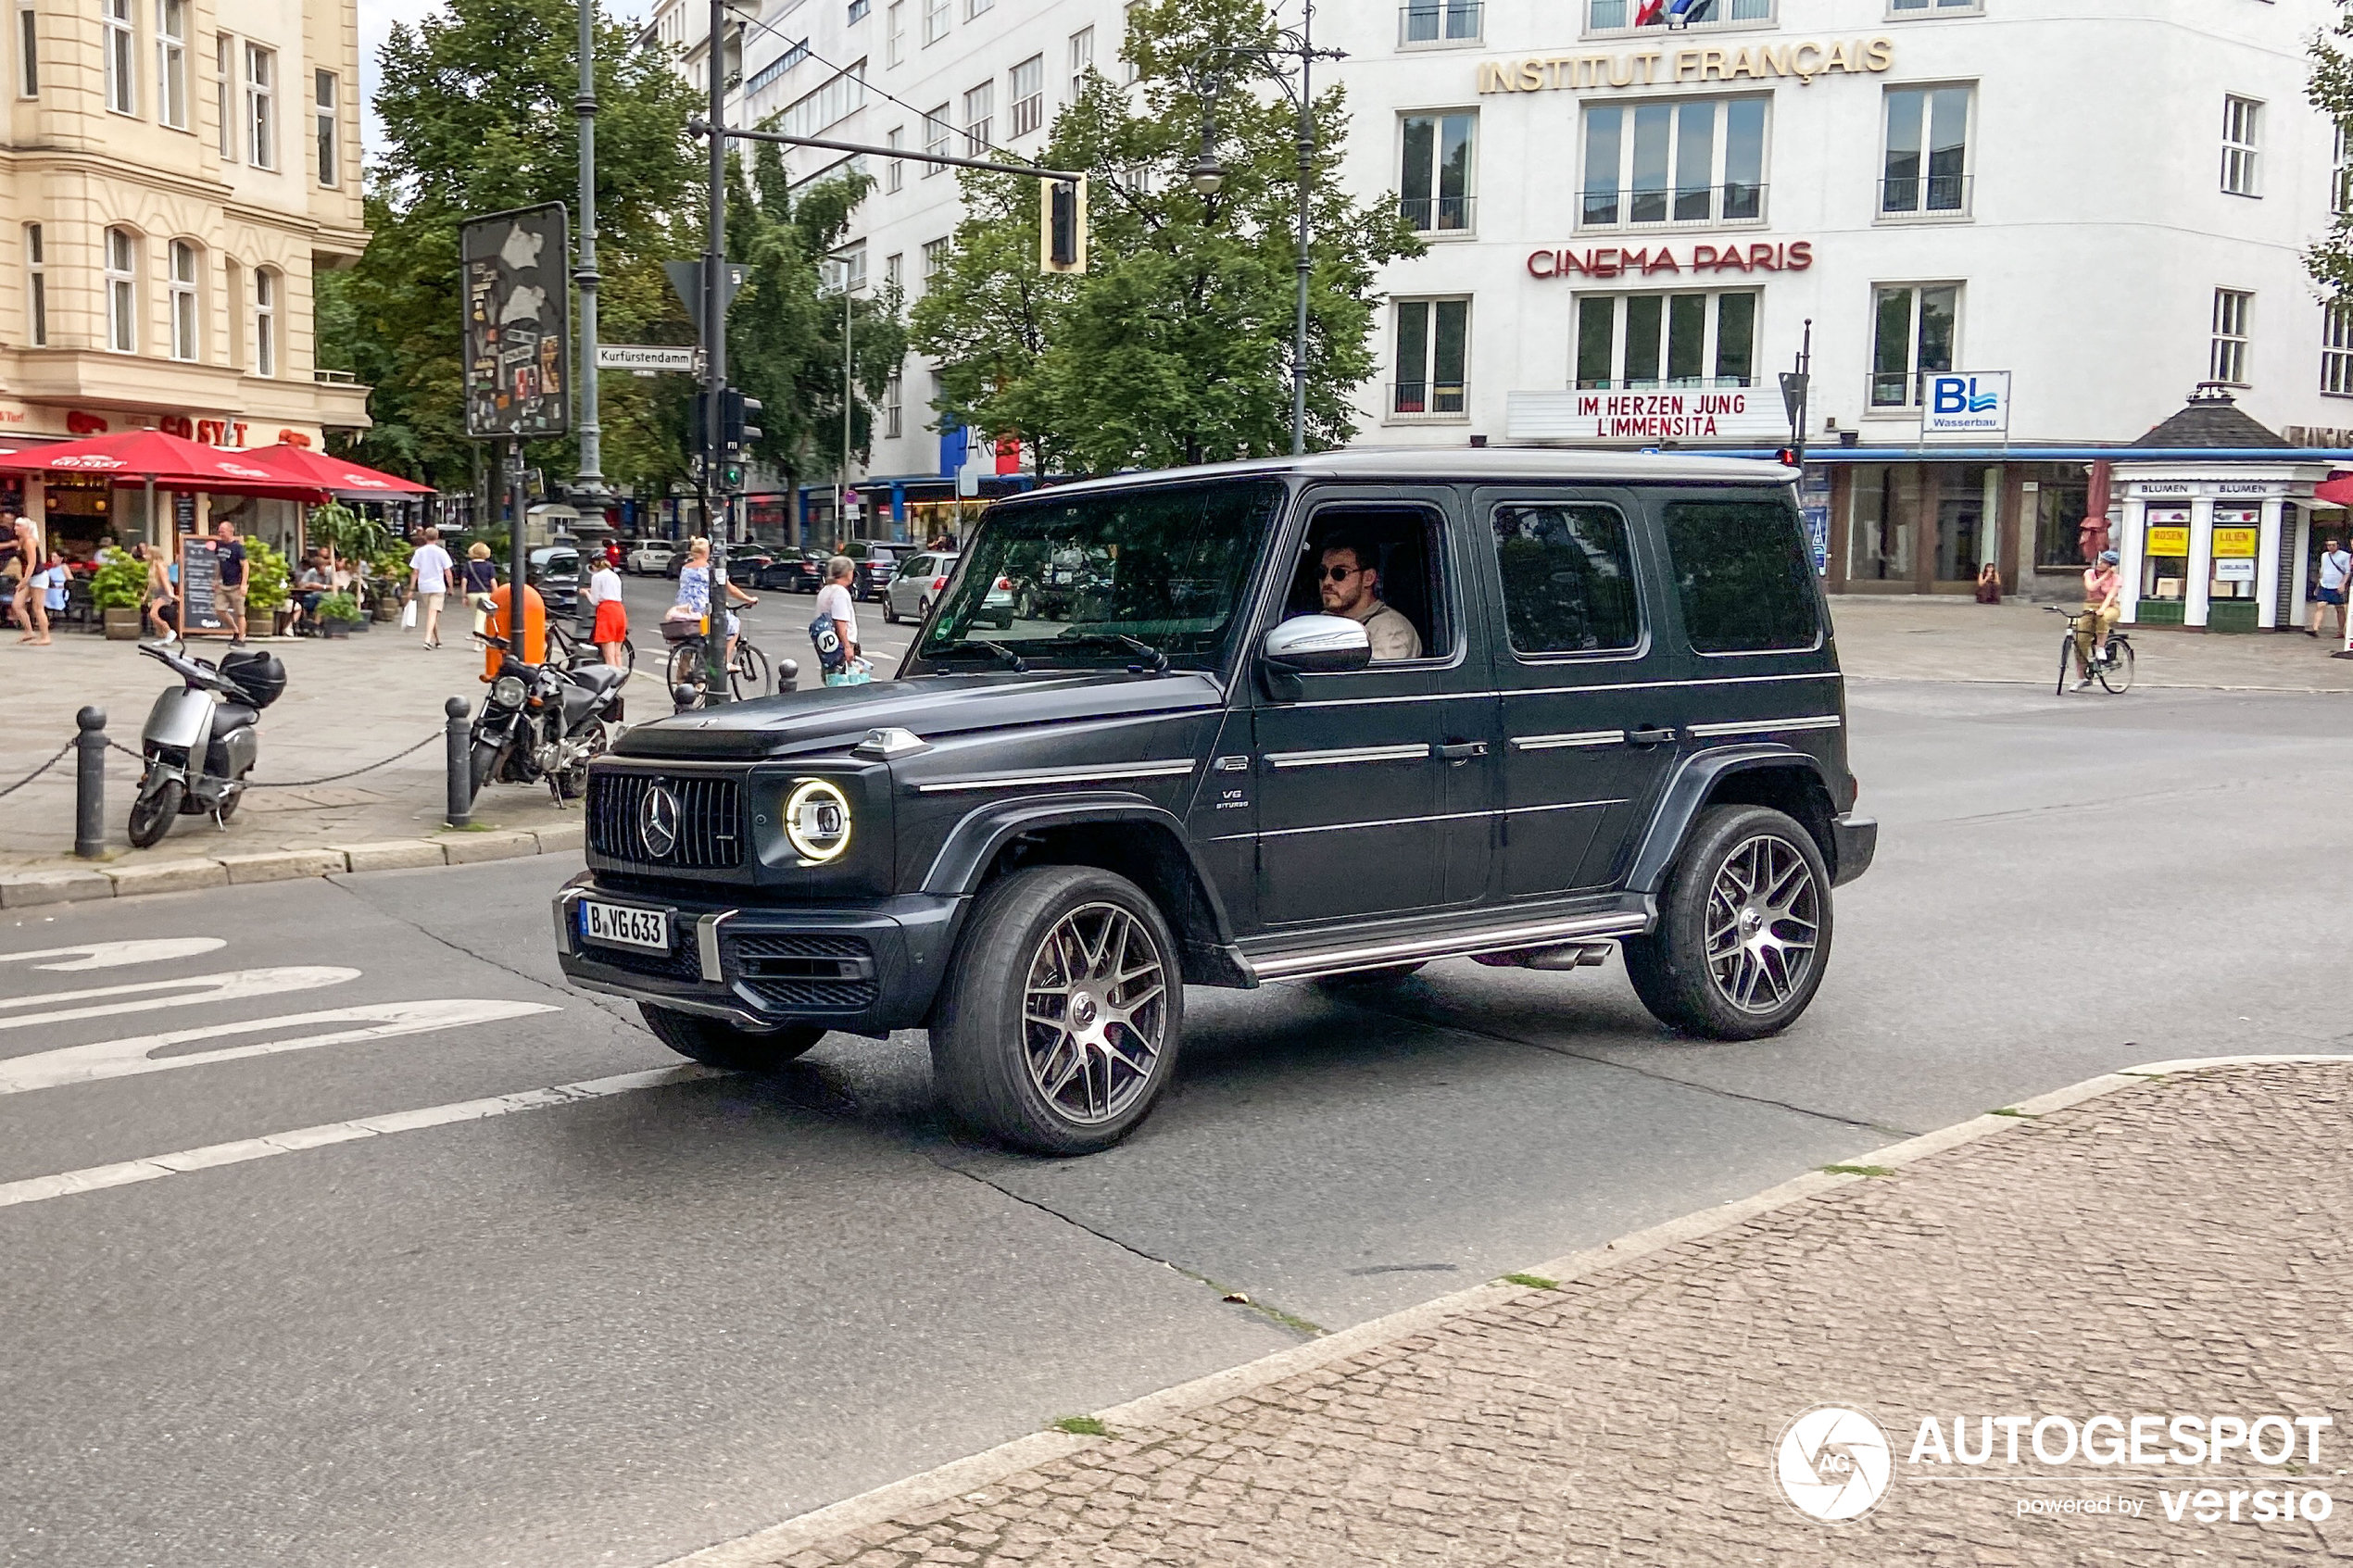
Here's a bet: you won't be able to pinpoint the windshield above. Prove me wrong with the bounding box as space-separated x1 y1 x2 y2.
913 479 1283 671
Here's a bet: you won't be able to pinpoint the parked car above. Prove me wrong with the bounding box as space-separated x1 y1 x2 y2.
725 544 774 578
526 546 579 616
882 551 1015 629
752 550 828 593
554 451 1874 1156
851 544 908 601
626 540 675 575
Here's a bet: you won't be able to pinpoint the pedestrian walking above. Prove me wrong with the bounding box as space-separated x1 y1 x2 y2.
460 541 497 598
2309 536 2351 640
406 525 454 648
5 512 38 633
212 520 248 646
812 555 868 685
585 553 629 669
140 543 178 641
19 549 60 646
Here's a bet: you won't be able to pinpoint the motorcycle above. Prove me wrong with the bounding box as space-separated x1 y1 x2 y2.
469 607 627 801
127 643 285 848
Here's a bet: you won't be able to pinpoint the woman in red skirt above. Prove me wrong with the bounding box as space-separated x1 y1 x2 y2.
585 554 629 667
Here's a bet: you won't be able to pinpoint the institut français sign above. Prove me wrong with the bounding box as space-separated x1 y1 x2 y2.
1478 37 1894 94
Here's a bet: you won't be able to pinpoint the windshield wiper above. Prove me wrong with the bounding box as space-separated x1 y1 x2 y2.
931 638 1028 671
1053 632 1171 673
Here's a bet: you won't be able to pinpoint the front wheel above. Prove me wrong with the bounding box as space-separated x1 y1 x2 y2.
1623 805 1831 1041
883 595 900 625
470 735 504 795
2057 633 2076 696
730 641 770 700
930 865 1184 1155
126 777 182 848
2097 639 2135 694
638 1004 823 1071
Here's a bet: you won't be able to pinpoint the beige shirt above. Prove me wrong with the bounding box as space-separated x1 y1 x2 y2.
1347 599 1423 661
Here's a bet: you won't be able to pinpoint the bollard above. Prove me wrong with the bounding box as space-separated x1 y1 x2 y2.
777 657 799 695
74 707 107 859
444 696 474 829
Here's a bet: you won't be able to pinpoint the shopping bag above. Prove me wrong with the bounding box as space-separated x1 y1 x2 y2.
400 597 419 630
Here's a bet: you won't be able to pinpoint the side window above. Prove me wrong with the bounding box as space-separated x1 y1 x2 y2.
1491 503 1641 656
1661 498 1820 654
1285 507 1450 663
900 555 929 578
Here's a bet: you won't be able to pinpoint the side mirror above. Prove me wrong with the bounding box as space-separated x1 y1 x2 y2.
1260 614 1372 675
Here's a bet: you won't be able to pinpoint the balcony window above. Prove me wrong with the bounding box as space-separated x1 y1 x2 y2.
1392 298 1468 419
1400 3 1482 46
1582 97 1765 228
1574 289 1756 389
1881 85 1970 215
1400 111 1475 233
1869 282 1958 407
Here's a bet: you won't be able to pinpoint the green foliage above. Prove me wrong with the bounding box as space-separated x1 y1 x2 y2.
321 0 701 495
89 553 147 611
307 500 394 567
2316 16 2353 297
243 536 291 613
370 546 413 582
910 0 1421 471
316 591 362 623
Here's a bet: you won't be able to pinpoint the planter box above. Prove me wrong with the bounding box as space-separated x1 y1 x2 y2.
2134 600 2186 627
2207 600 2259 633
323 617 364 638
372 599 400 621
101 607 142 640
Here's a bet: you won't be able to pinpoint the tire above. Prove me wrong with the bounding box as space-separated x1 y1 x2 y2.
730 641 770 700
1018 589 1036 620
930 865 1184 1155
2097 639 2135 694
470 736 503 795
884 595 900 625
2057 633 2075 696
215 767 251 822
126 777 182 848
1313 961 1427 990
665 642 705 694
638 1004 823 1071
1623 805 1831 1041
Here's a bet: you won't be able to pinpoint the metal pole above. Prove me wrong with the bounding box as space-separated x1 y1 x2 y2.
73 707 106 859
573 0 603 496
703 0 730 703
501 436 525 656
444 696 474 828
1291 0 1314 457
842 276 851 542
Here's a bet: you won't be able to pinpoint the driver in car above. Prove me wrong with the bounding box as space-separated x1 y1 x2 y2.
1315 537 1422 661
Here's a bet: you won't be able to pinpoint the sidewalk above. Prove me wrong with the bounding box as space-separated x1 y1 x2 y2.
673 1059 2353 1567
1831 596 2353 691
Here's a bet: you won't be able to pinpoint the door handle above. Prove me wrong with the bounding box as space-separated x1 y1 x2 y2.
1437 741 1489 761
1623 726 1680 746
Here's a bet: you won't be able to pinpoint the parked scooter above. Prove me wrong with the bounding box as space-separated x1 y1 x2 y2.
127 643 286 847
469 605 626 801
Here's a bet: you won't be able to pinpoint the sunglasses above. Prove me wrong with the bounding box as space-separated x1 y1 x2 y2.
1316 564 1362 582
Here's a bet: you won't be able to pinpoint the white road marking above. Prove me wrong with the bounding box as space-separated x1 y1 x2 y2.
0 1065 719 1210
0 966 358 1032
0 938 228 974
0 1000 562 1096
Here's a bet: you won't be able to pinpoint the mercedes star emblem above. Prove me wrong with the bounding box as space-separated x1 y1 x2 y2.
639 785 682 859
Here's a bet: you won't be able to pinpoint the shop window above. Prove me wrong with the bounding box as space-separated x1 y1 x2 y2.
1009 54 1043 136
158 0 189 130
1401 110 1476 232
1846 466 1912 582
22 221 43 347
1581 98 1765 228
2209 506 2261 605
1574 289 1757 389
1932 464 1994 583
1491 503 1641 655
2221 95 2260 197
2141 508 2190 606
105 227 137 353
2032 475 2093 569
1881 85 1971 215
1664 499 1819 654
1392 297 1469 419
1869 282 1957 407
2211 289 2251 385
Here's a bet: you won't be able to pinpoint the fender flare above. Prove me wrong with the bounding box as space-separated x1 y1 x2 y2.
919 792 1239 947
1624 745 1840 894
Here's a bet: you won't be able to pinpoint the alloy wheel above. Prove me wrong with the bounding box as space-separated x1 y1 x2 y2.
1704 834 1821 1015
1021 901 1169 1126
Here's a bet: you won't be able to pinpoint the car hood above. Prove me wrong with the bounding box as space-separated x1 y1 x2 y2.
611 670 1227 760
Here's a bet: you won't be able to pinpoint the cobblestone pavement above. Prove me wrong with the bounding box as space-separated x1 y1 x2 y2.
1830 596 2353 691
703 1062 2352 1566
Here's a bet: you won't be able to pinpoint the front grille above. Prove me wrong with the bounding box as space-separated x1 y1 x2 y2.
729 933 876 1012
588 771 744 870
739 976 880 1012
578 940 703 983
732 934 869 960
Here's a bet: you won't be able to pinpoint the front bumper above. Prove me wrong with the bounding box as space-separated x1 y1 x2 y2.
1831 812 1878 886
553 872 964 1036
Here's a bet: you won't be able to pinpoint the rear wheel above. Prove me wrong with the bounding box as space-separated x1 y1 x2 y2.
930 865 1183 1155
665 641 706 693
215 767 252 822
126 777 182 848
2097 638 2135 694
638 1004 823 1071
1624 805 1831 1041
883 595 900 624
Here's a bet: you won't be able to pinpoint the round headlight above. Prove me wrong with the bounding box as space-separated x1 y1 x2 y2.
784 779 853 863
492 675 527 709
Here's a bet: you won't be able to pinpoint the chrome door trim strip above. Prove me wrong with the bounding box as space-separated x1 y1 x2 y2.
1505 797 1627 816
1291 671 1837 709
1249 910 1651 982
1686 715 1843 738
1255 806 1492 839
1511 730 1624 752
912 760 1196 794
1264 743 1432 770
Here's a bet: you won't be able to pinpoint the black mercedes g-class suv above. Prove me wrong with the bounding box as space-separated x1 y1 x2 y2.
554 452 1874 1153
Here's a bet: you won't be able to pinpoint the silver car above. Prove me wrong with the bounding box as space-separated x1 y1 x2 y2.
882 551 1015 628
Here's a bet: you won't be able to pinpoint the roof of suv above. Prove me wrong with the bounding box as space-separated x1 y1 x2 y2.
1014 448 1799 502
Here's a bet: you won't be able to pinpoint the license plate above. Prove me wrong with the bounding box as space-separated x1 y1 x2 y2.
580 899 669 952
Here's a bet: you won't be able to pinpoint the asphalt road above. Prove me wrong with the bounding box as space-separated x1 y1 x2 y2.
2 678 2345 1568
612 565 918 690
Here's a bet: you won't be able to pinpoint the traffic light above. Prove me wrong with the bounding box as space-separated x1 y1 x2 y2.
1040 177 1088 273
723 388 762 452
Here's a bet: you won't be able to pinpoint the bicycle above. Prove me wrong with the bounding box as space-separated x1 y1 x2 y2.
546 616 636 676
2049 607 2135 695
662 620 770 703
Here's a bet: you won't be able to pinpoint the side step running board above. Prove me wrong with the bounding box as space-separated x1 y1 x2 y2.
1245 910 1650 985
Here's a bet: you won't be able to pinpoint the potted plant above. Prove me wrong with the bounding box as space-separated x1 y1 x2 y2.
316 590 362 637
89 551 146 639
370 545 410 620
242 535 290 634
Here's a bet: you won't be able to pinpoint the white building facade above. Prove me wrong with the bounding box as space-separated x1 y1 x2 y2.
648 0 2353 621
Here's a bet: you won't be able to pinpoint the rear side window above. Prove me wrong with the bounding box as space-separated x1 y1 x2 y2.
1491 502 1641 655
1661 499 1820 654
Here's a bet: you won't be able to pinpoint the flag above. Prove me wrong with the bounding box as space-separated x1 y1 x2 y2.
1634 0 1667 23
1670 0 1718 19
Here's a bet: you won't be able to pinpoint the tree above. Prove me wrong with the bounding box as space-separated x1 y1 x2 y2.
318 0 701 497
909 0 1420 473
2314 11 2353 304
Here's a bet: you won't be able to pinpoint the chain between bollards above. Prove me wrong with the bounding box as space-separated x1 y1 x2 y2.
444 696 474 829
74 707 107 859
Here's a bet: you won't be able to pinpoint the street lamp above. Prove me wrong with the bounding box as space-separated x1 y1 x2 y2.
1187 148 1226 196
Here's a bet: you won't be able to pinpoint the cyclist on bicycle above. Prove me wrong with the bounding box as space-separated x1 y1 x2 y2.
673 537 758 671
2073 547 2123 691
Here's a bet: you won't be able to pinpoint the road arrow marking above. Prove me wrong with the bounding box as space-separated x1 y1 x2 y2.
0 938 228 973
0 966 358 1031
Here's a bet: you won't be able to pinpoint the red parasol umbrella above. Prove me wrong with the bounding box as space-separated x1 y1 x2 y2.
242 444 434 496
0 429 328 499
2314 474 2353 508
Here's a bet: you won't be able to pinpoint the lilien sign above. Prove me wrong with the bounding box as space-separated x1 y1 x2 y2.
1529 242 1814 281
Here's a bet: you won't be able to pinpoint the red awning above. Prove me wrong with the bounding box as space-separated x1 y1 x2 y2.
243 444 435 496
2314 474 2353 508
0 429 329 500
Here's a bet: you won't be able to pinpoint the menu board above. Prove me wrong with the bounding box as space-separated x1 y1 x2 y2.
178 535 228 635
173 493 196 534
